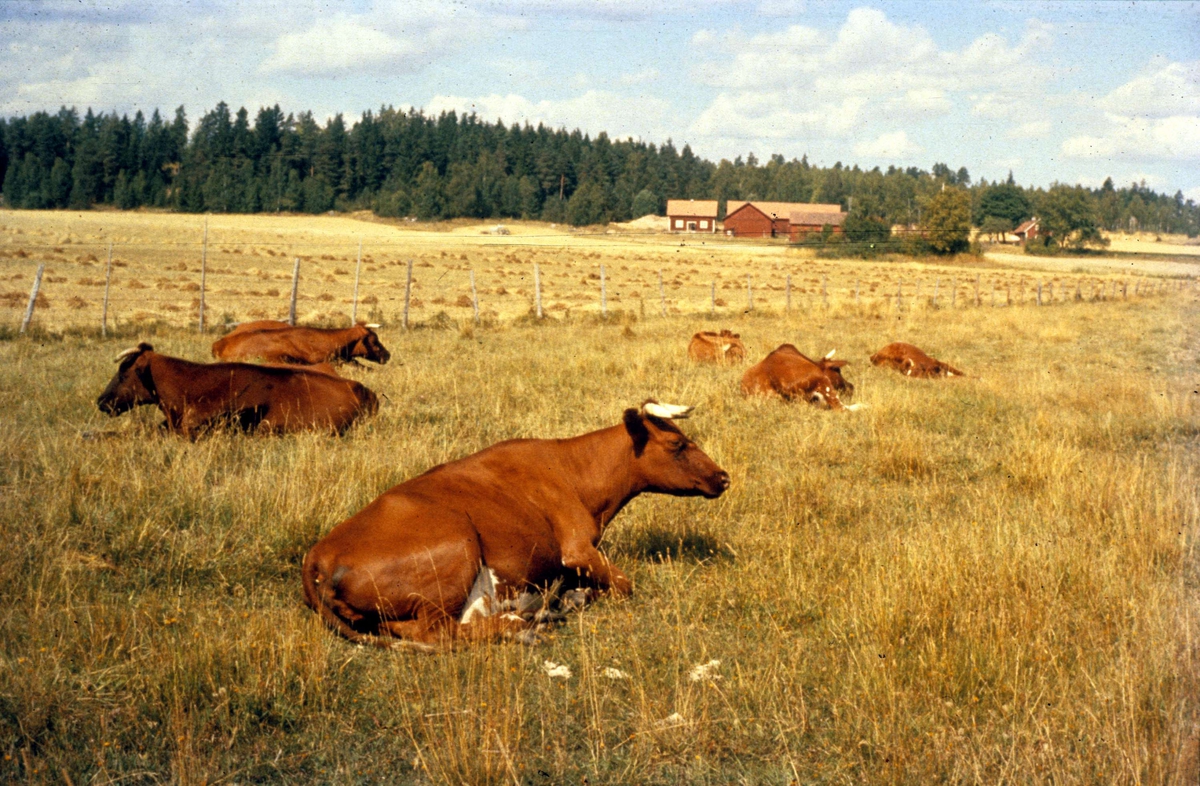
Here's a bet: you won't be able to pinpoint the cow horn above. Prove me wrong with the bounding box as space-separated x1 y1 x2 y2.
363 323 382 329
113 345 144 362
642 400 693 420
825 349 836 359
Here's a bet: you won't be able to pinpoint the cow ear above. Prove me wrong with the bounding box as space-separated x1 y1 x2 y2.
623 408 650 457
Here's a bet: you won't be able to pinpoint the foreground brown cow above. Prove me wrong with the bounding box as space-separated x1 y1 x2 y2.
870 342 965 378
688 330 746 363
97 343 378 437
211 323 390 366
741 345 859 410
302 401 730 649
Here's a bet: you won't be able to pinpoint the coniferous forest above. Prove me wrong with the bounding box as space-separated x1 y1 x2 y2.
2 102 1197 239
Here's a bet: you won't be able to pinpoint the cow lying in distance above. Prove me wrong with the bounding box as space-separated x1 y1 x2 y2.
870 342 965 378
302 401 730 650
97 344 378 437
741 345 860 411
211 323 390 366
688 330 746 363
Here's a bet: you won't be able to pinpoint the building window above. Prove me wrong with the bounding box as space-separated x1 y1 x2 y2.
674 219 684 229
700 220 709 229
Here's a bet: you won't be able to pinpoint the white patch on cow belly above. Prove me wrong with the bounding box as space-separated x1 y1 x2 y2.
460 565 499 624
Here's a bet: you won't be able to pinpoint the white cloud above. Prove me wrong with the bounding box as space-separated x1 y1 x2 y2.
1008 120 1052 139
853 130 922 158
262 19 423 77
1098 59 1200 118
1063 113 1200 161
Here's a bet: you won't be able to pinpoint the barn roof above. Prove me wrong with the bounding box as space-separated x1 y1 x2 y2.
790 210 847 226
726 201 843 220
666 199 719 218
1014 218 1039 234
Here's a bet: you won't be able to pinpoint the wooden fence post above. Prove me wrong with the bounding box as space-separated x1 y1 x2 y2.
403 259 413 328
975 275 981 306
351 238 362 323
951 278 957 308
600 264 606 317
198 218 208 333
990 281 995 307
1075 280 1081 301
658 269 666 317
747 275 753 311
19 263 45 334
1048 281 1054 303
101 242 113 337
1037 281 1043 306
821 275 828 307
711 281 716 315
535 263 543 319
855 279 860 304
288 258 301 326
933 278 939 308
896 278 903 309
915 279 921 305
1006 284 1011 306
470 269 480 325
786 274 792 312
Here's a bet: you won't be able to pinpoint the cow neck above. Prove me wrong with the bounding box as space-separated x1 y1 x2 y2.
556 424 642 529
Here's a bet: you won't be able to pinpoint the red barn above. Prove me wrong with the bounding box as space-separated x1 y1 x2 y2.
724 201 844 238
1014 217 1041 243
666 200 719 233
788 209 847 241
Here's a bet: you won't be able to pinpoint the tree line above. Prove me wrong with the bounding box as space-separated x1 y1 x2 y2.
2 103 1197 244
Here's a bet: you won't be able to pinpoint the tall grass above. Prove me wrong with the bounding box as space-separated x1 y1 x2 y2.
0 287 1196 782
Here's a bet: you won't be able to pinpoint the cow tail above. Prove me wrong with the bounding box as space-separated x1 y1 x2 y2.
301 556 439 653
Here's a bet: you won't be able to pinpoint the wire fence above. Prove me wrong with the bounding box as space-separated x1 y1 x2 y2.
1 230 1195 336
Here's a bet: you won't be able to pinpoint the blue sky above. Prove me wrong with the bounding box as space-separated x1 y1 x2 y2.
2 0 1198 198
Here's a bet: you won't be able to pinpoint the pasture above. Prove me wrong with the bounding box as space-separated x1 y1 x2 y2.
0 209 1198 784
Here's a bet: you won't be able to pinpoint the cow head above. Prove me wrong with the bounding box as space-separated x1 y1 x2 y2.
903 357 963 379
351 324 391 364
623 401 730 498
817 349 854 396
97 343 157 416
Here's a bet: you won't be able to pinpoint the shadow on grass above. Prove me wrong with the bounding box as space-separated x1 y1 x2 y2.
622 526 734 564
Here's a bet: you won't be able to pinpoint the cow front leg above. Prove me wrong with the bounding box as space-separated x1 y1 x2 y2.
559 540 632 596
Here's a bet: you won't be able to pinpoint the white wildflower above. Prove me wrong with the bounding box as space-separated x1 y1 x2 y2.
688 659 722 682
600 667 631 680
658 712 687 727
541 660 572 679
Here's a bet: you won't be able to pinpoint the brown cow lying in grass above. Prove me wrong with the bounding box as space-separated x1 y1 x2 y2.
302 401 730 650
742 345 859 411
97 343 378 437
870 342 965 378
211 323 390 366
688 330 746 363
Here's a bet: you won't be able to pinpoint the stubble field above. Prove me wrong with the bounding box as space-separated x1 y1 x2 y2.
1 209 1198 784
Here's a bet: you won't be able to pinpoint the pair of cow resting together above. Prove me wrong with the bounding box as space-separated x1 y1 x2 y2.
96 322 390 438
689 330 964 411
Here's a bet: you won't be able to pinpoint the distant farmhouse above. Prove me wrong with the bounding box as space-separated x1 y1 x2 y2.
723 201 846 241
665 200 719 233
1013 217 1041 243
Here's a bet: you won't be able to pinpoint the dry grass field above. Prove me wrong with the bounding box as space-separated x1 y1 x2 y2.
1 209 1198 784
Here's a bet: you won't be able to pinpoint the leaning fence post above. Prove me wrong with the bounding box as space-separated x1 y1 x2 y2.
403 259 413 328
746 275 753 311
288 257 301 326
599 264 606 317
19 263 45 334
786 274 792 312
658 269 666 317
198 218 208 333
101 242 113 337
535 263 543 319
470 269 480 325
350 238 362 323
